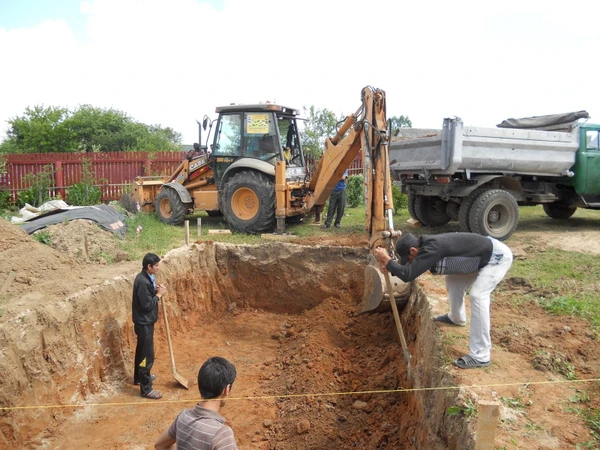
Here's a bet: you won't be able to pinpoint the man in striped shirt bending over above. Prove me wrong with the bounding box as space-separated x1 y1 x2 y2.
155 357 238 449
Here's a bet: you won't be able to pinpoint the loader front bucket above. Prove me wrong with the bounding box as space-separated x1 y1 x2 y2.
360 256 411 313
120 177 166 214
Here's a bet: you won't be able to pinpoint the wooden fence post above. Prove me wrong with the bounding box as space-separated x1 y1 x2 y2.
475 401 500 450
54 161 65 200
185 220 190 245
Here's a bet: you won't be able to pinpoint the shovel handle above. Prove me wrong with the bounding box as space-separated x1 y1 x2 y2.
384 271 412 374
161 298 177 372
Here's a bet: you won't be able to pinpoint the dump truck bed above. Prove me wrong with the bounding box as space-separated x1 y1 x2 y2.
389 118 579 177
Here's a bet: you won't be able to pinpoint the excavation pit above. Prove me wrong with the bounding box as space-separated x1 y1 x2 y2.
0 242 474 449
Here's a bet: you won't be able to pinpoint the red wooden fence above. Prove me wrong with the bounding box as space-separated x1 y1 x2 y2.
1 152 186 202
1 150 364 203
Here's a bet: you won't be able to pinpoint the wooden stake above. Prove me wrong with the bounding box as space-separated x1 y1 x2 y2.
83 234 90 262
0 272 16 297
208 229 231 235
475 401 500 450
197 218 201 237
184 220 190 245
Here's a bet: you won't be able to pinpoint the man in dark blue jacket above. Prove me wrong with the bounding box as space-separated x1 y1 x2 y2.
323 170 349 228
132 253 166 399
374 232 512 369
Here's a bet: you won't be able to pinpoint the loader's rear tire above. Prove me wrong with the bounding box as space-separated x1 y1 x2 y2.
458 188 488 232
543 202 577 219
469 189 519 241
221 171 275 234
155 187 188 225
414 195 450 227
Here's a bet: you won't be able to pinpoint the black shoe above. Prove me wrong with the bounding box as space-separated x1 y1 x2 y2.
334 224 341 228
322 224 330 228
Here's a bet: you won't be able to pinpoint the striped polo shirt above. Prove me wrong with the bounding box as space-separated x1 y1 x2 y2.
167 404 238 449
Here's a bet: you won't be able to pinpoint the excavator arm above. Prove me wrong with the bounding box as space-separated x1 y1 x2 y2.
307 86 394 237
307 87 407 315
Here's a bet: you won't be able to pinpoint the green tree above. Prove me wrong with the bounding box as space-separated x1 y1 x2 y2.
389 115 412 136
301 106 342 159
1 106 76 153
0 105 182 154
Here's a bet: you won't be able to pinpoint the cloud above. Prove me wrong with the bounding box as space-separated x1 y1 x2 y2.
1 0 599 144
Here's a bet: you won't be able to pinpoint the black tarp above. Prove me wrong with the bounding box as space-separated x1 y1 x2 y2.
20 205 127 238
497 111 590 129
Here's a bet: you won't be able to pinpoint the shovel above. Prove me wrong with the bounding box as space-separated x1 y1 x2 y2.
384 269 416 387
161 298 189 389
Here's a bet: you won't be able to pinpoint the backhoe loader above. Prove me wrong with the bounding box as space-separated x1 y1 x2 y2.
124 86 408 312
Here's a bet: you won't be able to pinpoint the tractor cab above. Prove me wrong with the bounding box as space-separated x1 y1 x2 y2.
210 104 307 188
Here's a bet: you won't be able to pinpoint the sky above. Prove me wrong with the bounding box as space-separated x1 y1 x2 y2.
1 0 599 145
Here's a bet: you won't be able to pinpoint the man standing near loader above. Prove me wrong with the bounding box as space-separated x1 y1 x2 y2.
132 253 166 399
323 169 349 228
374 232 513 369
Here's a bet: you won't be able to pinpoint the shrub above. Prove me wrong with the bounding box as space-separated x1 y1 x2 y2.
0 187 11 210
17 166 54 207
67 159 103 206
346 174 364 208
392 185 408 215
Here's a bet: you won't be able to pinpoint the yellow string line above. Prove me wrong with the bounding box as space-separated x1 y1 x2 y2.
2 377 599 412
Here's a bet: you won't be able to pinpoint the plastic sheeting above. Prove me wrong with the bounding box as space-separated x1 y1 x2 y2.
20 204 127 238
497 111 590 129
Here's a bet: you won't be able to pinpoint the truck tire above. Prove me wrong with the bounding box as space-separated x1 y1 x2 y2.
414 195 450 226
543 202 577 219
458 188 488 232
407 193 420 222
469 189 519 241
446 201 460 222
155 187 189 225
220 171 275 234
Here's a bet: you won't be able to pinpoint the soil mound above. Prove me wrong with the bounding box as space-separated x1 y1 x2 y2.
42 219 127 264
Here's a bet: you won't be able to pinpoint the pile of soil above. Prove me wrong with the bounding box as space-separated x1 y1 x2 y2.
0 218 137 309
41 219 128 264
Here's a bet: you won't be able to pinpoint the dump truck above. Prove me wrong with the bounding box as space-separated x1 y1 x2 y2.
389 112 600 240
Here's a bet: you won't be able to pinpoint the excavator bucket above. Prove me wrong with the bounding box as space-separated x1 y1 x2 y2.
361 255 411 313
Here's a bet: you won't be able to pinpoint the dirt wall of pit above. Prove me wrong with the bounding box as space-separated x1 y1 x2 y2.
0 241 474 449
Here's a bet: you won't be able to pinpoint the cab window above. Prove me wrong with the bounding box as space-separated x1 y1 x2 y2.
244 113 280 161
278 117 303 166
587 130 599 151
214 114 241 155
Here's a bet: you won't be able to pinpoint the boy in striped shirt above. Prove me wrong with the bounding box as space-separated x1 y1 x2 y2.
155 357 238 449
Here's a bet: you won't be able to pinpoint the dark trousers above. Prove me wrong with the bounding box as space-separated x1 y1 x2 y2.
134 324 155 395
325 189 346 226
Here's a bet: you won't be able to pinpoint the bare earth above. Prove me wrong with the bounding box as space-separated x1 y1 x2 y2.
1 217 599 449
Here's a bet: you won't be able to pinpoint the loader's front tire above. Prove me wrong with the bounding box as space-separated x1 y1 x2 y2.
220 171 275 234
155 187 188 225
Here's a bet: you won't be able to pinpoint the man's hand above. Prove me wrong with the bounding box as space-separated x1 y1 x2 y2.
374 247 391 272
156 284 167 299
